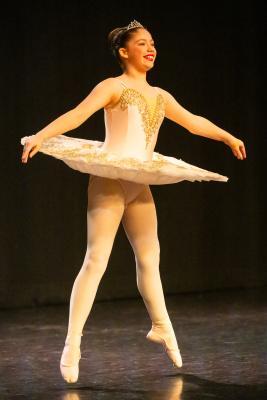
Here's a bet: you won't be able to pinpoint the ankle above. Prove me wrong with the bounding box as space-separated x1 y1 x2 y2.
152 319 173 331
65 331 83 347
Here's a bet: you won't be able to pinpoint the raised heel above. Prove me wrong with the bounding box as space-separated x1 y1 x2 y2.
146 330 165 344
146 328 183 368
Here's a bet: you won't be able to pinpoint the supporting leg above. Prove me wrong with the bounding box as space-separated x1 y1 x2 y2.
122 185 183 368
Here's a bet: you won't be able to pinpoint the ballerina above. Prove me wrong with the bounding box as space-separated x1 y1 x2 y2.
21 20 246 383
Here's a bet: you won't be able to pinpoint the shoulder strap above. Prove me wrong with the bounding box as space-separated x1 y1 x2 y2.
117 79 128 88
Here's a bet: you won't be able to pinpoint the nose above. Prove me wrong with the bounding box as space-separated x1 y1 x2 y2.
147 46 155 54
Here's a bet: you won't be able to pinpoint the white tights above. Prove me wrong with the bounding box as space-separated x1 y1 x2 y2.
66 174 173 338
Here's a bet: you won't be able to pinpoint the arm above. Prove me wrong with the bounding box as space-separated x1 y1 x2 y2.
36 78 118 140
21 78 119 163
159 88 246 160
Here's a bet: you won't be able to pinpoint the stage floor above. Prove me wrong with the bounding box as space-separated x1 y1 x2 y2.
0 286 266 399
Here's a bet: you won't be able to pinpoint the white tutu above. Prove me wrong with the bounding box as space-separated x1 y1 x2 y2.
21 134 229 185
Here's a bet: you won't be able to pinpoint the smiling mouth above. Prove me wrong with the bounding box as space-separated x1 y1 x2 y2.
144 55 155 61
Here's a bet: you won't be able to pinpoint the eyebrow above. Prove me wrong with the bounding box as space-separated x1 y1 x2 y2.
135 38 154 43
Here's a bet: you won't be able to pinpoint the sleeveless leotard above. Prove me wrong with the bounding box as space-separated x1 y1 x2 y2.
101 80 165 162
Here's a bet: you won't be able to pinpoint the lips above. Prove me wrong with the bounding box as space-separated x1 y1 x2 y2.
144 54 155 61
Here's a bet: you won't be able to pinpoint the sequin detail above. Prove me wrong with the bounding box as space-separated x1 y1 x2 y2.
119 88 165 148
40 138 168 171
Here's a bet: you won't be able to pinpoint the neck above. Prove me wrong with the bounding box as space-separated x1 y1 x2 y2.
121 66 148 84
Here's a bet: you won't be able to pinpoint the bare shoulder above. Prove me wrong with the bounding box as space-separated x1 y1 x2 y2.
153 86 171 103
94 77 123 93
94 77 125 108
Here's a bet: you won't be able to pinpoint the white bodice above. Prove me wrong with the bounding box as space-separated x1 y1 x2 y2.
101 81 165 161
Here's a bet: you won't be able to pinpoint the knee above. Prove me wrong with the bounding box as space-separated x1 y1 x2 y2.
82 246 111 276
135 240 160 268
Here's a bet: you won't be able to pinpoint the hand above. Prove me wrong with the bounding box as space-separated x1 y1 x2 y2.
21 134 44 163
227 137 246 160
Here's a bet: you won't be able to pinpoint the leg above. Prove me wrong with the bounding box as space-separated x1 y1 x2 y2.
121 185 182 367
60 175 126 382
67 176 125 335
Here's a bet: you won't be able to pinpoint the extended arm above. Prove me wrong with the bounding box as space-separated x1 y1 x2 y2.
38 78 118 140
160 88 246 160
21 78 118 163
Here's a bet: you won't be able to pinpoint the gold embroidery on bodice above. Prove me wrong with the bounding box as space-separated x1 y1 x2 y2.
119 88 165 148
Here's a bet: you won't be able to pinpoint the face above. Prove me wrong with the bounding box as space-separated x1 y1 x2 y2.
119 28 157 71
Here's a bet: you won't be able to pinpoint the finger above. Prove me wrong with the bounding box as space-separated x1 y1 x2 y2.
241 145 246 159
237 149 243 159
22 153 29 162
22 146 31 157
233 148 242 160
29 147 38 158
237 145 245 160
21 149 28 162
22 145 32 162
232 148 238 158
235 145 244 160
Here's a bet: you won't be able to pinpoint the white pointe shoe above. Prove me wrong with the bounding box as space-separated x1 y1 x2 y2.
146 326 183 368
60 333 83 383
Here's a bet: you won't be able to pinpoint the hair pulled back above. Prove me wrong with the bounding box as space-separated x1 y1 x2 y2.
107 24 147 67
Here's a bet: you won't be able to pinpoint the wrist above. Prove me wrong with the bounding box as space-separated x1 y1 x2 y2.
222 133 235 146
35 131 47 141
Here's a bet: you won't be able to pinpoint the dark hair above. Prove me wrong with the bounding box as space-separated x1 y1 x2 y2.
108 24 147 68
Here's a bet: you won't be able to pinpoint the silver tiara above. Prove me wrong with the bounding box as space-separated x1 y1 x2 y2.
126 20 144 30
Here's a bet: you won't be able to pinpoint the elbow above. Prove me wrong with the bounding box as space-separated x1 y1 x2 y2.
189 115 204 134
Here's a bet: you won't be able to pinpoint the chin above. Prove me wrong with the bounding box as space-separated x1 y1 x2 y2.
146 64 154 72
142 63 154 72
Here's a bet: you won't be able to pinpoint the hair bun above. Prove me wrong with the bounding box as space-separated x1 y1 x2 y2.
108 27 126 50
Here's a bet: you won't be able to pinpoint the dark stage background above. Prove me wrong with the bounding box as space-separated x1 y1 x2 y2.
1 1 266 308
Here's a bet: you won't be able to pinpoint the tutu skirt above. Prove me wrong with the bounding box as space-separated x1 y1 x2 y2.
21 134 229 185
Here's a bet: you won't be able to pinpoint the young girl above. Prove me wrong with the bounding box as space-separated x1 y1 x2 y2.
21 20 246 383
